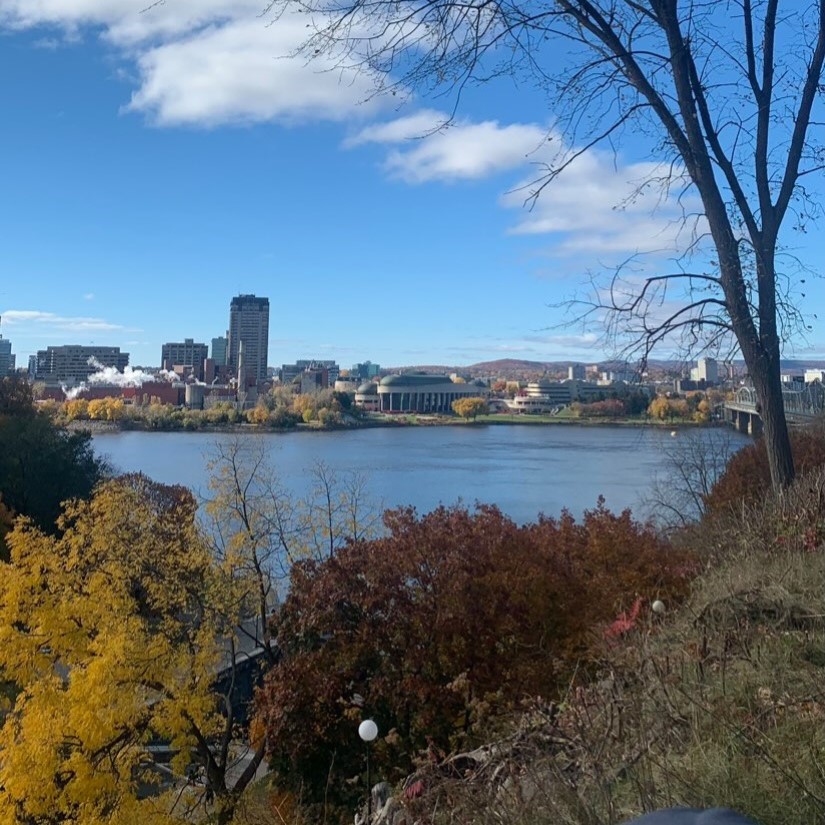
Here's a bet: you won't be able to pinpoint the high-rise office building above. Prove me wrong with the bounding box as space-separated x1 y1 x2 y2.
35 345 129 383
691 357 719 384
228 295 269 385
161 338 209 381
351 361 380 380
211 335 228 367
0 336 15 377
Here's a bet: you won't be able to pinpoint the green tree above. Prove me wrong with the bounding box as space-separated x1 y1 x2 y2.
275 0 825 492
0 376 34 417
0 409 108 536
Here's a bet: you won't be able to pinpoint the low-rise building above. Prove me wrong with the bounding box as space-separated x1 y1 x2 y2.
805 369 825 384
351 361 380 380
374 374 490 413
334 378 359 394
281 360 340 386
354 382 379 411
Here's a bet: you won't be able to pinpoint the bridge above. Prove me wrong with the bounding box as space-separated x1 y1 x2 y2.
724 382 825 435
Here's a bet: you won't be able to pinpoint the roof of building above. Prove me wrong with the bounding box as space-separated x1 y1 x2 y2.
356 382 378 395
380 374 457 387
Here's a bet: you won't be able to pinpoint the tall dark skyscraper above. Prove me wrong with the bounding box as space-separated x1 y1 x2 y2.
228 294 269 385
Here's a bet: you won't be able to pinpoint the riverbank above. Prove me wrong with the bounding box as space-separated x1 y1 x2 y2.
66 411 713 434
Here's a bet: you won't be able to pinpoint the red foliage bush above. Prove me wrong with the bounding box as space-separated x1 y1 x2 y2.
258 502 694 819
574 399 627 417
705 428 825 515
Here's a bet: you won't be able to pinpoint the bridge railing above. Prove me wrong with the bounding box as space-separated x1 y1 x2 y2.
732 383 825 417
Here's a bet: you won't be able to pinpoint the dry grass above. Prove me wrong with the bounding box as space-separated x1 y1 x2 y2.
402 469 825 825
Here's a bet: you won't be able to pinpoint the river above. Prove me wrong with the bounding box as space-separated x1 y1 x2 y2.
92 424 750 524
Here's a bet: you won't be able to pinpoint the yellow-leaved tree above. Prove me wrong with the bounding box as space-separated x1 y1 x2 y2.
0 444 381 825
0 474 261 825
451 397 489 421
87 397 125 421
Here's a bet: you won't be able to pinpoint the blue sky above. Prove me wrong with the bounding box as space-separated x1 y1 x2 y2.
0 1 822 370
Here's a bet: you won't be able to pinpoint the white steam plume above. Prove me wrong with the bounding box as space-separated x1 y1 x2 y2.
63 358 179 400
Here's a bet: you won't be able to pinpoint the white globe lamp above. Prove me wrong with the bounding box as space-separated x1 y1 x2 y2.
359 719 378 742
358 719 379 822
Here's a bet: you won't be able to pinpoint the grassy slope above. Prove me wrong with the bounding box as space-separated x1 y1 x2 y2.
401 469 825 825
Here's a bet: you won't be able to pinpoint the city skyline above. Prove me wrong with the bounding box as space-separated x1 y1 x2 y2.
1 4 824 370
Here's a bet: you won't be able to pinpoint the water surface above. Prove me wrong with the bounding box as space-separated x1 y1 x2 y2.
93 424 750 523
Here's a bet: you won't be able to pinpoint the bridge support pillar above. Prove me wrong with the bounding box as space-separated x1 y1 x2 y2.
748 413 762 437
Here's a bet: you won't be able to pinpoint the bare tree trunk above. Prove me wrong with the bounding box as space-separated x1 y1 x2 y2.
748 343 795 489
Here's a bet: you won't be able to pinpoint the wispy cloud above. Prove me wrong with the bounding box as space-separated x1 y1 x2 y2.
347 112 549 183
1 309 126 333
348 108 706 260
439 332 604 361
502 153 705 258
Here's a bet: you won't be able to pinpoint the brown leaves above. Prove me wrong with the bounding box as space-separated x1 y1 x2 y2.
706 429 825 516
257 502 694 819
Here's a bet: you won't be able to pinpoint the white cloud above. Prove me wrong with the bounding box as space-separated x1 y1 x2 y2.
0 2 705 262
344 109 449 145
127 15 382 126
0 0 254 40
1 309 125 332
351 109 705 258
0 1 382 126
348 112 549 182
502 152 705 257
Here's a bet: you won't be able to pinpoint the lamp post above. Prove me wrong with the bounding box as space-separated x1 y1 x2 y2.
358 719 378 823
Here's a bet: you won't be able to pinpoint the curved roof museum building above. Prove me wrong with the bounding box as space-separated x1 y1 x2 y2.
358 374 489 413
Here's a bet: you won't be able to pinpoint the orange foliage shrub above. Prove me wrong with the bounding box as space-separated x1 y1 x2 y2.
705 428 825 515
258 502 694 820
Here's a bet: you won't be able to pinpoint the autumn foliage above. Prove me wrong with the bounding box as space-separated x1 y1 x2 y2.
0 476 227 824
259 502 693 818
705 427 825 515
451 397 490 420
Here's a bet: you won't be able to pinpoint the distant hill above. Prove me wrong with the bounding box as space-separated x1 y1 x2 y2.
382 357 825 381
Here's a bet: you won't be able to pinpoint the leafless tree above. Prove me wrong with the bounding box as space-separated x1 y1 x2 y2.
267 0 825 491
193 438 381 821
642 427 745 529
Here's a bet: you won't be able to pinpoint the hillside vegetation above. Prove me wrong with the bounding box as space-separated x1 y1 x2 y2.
390 444 825 825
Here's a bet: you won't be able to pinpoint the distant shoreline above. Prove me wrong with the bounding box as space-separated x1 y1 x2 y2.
67 413 713 435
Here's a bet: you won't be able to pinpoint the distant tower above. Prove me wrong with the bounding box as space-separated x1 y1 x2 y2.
211 335 228 367
696 358 719 384
228 295 269 385
237 340 245 388
0 316 17 377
